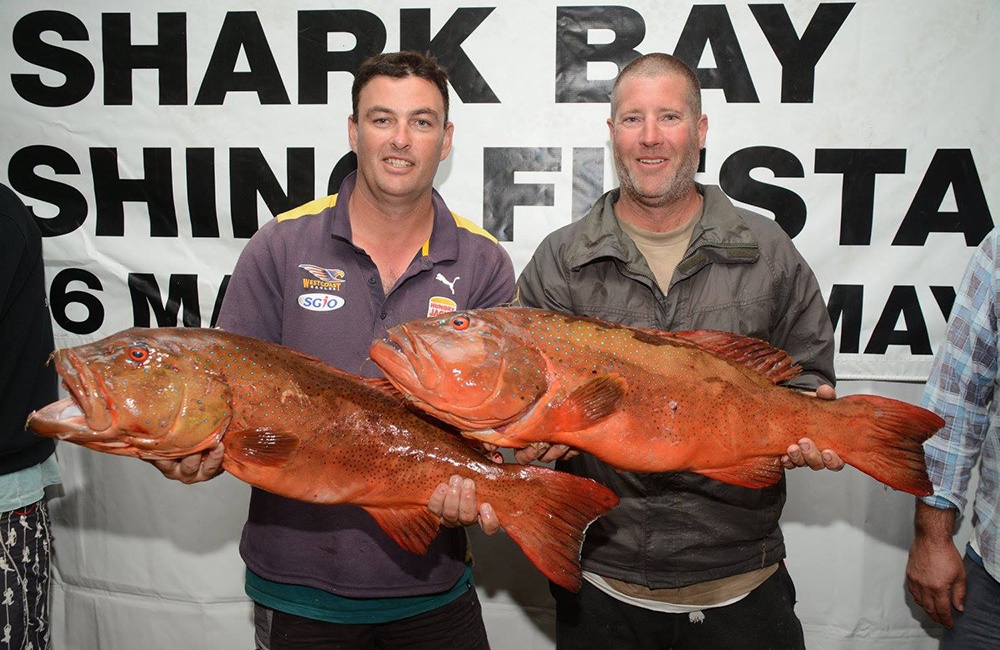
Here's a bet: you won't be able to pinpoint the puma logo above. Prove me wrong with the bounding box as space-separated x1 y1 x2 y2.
435 273 460 295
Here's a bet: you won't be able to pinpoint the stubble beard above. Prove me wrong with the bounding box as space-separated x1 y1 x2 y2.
614 142 701 210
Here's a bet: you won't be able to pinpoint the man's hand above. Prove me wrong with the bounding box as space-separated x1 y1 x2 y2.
782 385 845 470
513 442 579 465
907 502 965 627
428 475 500 535
148 443 225 484
782 438 844 470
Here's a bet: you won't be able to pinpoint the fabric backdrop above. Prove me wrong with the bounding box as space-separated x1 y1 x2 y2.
2 1 996 647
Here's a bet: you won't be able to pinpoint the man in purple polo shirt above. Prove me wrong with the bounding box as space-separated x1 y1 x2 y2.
150 51 515 649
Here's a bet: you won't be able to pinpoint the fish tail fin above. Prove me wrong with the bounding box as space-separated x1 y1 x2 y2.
491 468 618 592
834 395 944 496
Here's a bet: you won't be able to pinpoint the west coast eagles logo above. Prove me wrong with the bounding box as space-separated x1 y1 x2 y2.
299 264 346 291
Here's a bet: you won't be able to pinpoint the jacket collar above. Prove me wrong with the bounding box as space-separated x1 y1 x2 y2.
568 183 759 274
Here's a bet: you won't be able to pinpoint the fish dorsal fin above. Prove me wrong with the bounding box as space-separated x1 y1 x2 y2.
547 375 628 433
662 330 801 385
697 456 785 489
362 506 441 555
224 428 301 468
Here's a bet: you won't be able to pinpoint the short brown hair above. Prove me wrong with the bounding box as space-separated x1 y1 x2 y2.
610 53 701 119
352 51 450 122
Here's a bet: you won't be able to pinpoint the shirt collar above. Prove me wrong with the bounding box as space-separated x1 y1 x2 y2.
329 171 461 266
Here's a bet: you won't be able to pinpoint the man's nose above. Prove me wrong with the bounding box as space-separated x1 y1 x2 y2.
639 119 661 146
391 124 412 149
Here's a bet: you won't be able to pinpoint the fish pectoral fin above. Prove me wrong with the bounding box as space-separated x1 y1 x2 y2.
697 457 784 489
547 375 628 433
224 428 301 468
362 377 406 401
363 506 441 555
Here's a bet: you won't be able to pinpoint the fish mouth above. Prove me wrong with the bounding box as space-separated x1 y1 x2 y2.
370 325 446 393
370 326 515 427
27 395 134 453
27 349 115 442
28 397 90 438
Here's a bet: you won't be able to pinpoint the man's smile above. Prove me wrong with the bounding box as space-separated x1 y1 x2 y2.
385 157 414 168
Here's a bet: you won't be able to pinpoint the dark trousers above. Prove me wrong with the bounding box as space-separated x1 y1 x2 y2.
0 500 53 650
941 553 1000 649
257 583 490 650
552 562 805 650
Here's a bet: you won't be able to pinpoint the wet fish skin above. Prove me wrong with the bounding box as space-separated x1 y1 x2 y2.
370 307 943 496
28 327 618 591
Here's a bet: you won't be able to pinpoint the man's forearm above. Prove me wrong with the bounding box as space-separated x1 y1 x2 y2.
914 499 958 541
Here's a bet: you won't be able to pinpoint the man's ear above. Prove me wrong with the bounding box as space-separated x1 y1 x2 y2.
440 121 454 161
348 115 359 153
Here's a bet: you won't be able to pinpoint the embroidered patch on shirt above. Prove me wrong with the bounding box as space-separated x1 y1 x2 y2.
298 293 345 312
299 264 346 291
427 296 457 317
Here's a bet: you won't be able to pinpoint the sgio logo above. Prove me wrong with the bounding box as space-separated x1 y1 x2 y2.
298 293 345 312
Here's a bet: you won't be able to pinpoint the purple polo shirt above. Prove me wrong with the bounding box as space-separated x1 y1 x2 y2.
217 171 515 599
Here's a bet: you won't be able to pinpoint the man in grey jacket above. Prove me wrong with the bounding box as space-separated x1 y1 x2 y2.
515 53 842 649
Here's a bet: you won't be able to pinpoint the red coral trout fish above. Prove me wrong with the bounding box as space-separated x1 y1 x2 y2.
27 328 618 591
369 308 943 496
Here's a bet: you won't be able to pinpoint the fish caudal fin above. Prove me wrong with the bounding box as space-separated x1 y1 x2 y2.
832 395 943 496
363 507 443 555
492 468 618 592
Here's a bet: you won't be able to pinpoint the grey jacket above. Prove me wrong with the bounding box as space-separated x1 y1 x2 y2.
517 184 835 588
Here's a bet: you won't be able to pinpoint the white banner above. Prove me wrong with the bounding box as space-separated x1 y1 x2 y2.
3 0 995 379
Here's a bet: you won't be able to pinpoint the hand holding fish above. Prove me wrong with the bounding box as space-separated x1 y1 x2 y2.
148 443 226 484
428 475 501 535
512 443 578 466
781 385 846 471
782 438 844 471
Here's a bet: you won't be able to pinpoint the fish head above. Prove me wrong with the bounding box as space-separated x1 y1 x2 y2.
370 311 548 429
28 328 233 460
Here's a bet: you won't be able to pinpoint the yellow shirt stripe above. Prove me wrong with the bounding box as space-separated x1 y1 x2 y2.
276 198 497 258
451 213 498 243
421 213 499 256
276 195 339 222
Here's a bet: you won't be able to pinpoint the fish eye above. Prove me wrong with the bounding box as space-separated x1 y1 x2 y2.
451 316 470 331
127 346 150 364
